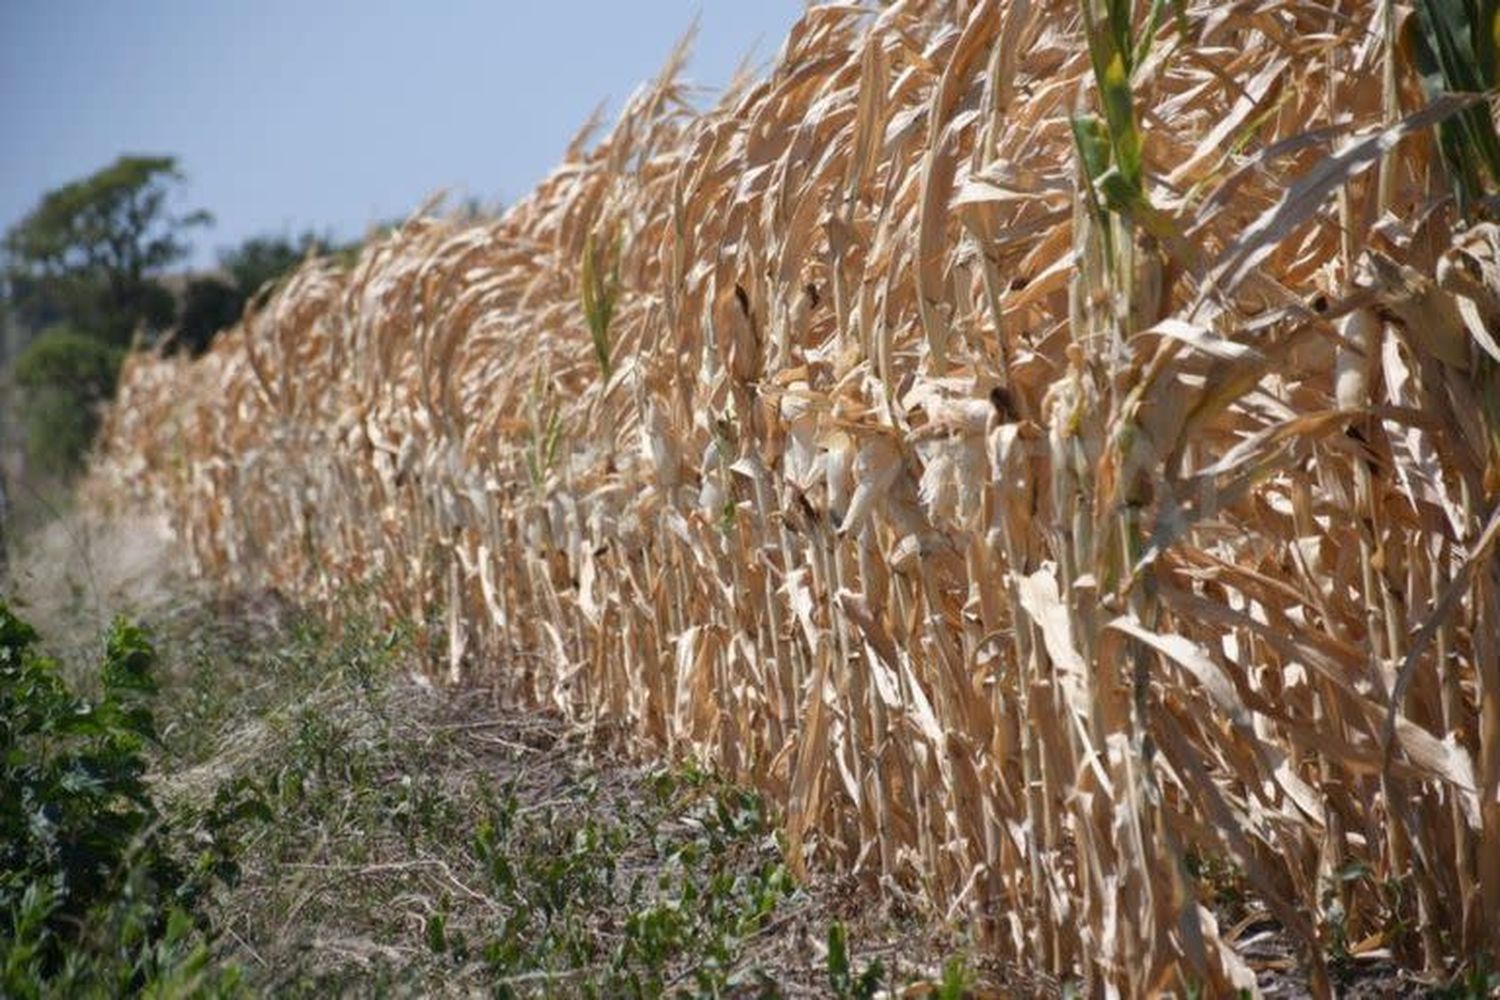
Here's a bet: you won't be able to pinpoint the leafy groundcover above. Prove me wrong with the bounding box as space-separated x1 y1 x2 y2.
0 600 255 998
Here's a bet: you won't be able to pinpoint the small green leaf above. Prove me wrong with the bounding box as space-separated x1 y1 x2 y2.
937 955 971 1000
426 911 447 954
826 920 851 994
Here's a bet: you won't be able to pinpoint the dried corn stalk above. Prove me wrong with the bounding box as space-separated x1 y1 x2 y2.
92 1 1500 993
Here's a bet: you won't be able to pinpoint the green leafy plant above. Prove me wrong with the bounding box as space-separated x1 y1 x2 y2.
467 764 796 996
0 600 243 997
826 920 885 1000
934 955 971 1000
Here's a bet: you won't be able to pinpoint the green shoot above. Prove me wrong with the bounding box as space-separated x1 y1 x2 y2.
581 225 622 379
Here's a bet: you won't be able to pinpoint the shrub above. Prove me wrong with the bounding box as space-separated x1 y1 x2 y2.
10 326 123 475
0 600 242 997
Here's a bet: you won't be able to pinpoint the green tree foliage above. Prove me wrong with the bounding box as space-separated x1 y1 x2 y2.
175 276 243 356
12 326 121 401
11 328 124 476
0 293 18 365
219 231 322 302
1 158 336 470
2 155 208 472
3 155 210 346
170 232 328 356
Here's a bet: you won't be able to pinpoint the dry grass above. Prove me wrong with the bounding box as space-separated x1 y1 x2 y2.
92 1 1500 993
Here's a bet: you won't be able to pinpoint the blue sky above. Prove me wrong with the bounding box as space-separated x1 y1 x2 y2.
0 2 803 268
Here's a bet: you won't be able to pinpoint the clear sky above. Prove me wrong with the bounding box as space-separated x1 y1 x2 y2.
0 1 804 268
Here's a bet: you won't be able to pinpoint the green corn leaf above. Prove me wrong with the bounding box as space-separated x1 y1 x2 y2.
1070 112 1113 249
1080 0 1144 200
581 227 621 379
1413 0 1500 213
826 920 852 993
1106 0 1134 73
1100 49 1144 193
1135 0 1189 73
1071 113 1113 183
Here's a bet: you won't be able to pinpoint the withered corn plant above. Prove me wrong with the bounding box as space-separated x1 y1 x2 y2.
92 0 1500 993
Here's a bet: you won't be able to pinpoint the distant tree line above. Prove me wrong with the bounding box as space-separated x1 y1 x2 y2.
1 155 340 478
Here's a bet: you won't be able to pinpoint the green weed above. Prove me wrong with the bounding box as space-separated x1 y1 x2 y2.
0 600 248 997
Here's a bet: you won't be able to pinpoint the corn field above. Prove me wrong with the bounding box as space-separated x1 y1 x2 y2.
94 0 1500 993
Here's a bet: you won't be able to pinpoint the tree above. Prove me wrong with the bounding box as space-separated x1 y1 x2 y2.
2 156 209 475
175 276 242 356
168 232 330 356
220 231 324 302
3 155 210 345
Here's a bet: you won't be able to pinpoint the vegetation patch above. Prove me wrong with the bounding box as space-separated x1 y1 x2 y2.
0 574 985 997
163 602 965 997
0 599 250 997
